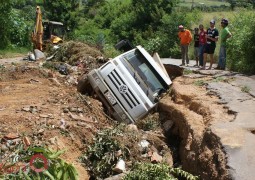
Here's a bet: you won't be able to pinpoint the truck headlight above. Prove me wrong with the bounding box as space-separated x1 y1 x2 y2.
92 72 101 85
95 77 101 85
105 91 117 105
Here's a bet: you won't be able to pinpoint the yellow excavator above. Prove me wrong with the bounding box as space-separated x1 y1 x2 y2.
31 6 64 51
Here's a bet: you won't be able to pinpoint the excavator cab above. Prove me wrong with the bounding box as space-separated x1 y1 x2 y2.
43 21 65 44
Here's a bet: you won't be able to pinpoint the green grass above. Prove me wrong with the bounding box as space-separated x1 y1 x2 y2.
0 47 30 59
183 69 193 75
194 79 205 86
179 0 230 8
241 85 251 93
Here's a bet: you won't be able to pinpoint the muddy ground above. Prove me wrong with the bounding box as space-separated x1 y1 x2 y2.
0 42 238 180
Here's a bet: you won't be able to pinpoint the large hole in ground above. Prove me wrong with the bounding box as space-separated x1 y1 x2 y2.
158 76 232 180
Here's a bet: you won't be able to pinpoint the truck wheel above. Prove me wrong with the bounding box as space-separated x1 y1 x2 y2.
77 74 94 95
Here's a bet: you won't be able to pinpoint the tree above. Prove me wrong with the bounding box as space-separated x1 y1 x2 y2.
131 0 177 30
0 0 13 48
42 0 80 32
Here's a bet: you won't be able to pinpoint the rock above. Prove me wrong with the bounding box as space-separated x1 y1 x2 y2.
34 49 46 60
38 129 45 135
1 144 8 152
39 114 49 118
69 113 95 123
6 140 14 147
113 159 126 173
162 151 173 167
126 124 138 132
23 136 31 146
77 122 92 128
4 133 19 140
69 133 75 141
63 108 69 113
139 140 150 148
49 137 57 145
77 107 84 113
21 107 30 112
69 107 78 112
151 151 163 163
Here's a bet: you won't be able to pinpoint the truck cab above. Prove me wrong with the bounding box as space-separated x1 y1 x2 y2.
88 46 171 123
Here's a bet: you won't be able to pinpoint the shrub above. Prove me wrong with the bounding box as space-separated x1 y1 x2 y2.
227 11 255 74
123 162 199 180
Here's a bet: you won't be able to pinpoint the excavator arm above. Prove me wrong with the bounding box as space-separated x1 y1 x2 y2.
31 6 43 51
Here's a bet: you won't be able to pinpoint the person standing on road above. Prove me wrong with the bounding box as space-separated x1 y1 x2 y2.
199 24 206 67
202 20 219 70
178 25 192 66
193 27 200 67
216 18 232 70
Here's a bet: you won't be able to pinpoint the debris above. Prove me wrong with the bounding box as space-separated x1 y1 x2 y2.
139 140 150 149
113 159 126 173
38 129 45 135
151 151 163 163
69 133 75 141
34 49 46 60
28 52 35 61
69 112 95 123
58 64 69 75
23 136 31 146
39 114 49 118
4 133 19 140
77 122 92 128
126 124 138 132
49 136 58 145
29 78 40 83
1 144 8 152
60 118 66 129
21 107 31 112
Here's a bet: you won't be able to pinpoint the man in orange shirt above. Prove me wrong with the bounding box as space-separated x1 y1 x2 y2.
178 25 192 66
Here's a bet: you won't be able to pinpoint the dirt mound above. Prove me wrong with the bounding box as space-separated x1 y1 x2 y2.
48 41 106 68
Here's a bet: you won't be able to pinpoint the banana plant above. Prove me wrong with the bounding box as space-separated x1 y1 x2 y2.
2 146 79 180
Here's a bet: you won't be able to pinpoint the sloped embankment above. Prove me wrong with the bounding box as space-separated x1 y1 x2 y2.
159 76 234 180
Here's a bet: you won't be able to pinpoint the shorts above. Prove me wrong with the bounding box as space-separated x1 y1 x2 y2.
194 47 199 57
204 43 216 54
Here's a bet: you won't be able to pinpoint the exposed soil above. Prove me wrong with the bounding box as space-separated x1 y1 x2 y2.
0 42 235 180
159 75 235 179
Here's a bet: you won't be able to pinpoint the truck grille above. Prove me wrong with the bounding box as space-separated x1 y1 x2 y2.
107 69 140 109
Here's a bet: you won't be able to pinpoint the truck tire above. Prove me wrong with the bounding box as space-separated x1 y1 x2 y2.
77 74 93 95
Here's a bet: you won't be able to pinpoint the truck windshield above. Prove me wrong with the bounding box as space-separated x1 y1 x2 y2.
122 49 168 98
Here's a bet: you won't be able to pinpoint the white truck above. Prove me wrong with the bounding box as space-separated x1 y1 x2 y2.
88 45 172 124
